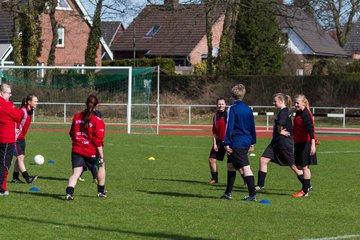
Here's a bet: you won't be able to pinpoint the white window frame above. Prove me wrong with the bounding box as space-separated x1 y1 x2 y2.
74 64 85 74
57 27 65 47
56 0 72 10
296 69 304 76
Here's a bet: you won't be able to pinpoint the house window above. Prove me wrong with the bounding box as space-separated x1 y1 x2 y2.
296 69 304 76
144 25 160 38
57 27 65 47
36 62 45 82
57 0 71 10
74 64 85 74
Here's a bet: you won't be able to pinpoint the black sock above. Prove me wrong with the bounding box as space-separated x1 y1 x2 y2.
22 171 30 181
240 173 246 184
257 171 267 188
302 179 311 193
225 171 236 194
245 175 256 197
97 185 105 193
297 174 304 184
13 172 20 180
211 172 218 181
66 186 74 195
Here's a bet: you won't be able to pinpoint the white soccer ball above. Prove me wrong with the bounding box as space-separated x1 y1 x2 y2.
33 155 45 165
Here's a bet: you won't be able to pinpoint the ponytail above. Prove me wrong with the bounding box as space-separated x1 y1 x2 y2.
83 95 99 129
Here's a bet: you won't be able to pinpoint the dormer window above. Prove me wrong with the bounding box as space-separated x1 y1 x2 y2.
145 25 160 38
57 0 71 10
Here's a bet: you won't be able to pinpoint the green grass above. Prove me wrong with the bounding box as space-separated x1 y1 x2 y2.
1 131 359 239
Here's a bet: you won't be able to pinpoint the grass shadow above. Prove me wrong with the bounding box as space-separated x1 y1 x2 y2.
10 190 65 201
38 176 68 181
0 214 218 240
137 189 219 199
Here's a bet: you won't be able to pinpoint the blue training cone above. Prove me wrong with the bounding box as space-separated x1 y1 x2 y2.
29 187 40 192
259 199 271 204
48 160 55 164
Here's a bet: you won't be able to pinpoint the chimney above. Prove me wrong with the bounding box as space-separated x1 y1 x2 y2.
164 0 179 10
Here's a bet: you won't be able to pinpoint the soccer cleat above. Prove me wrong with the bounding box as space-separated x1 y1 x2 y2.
93 178 98 184
97 192 107 198
292 190 309 197
207 179 218 184
78 177 85 182
11 178 25 184
65 194 74 200
308 186 313 192
255 186 265 192
27 176 38 184
220 193 232 200
0 191 9 196
242 195 257 201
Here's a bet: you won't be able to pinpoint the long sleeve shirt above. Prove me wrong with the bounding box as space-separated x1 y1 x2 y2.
224 100 256 149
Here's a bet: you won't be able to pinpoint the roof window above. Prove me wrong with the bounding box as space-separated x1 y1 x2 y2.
144 25 160 38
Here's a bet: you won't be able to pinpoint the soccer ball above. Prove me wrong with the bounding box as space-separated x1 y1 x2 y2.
33 155 45 165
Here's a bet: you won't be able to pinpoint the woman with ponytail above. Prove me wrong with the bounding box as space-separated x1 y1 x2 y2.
255 93 304 192
292 94 317 198
66 95 106 200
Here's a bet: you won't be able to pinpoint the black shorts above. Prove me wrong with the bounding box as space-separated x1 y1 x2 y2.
227 148 249 170
262 144 295 166
209 141 226 161
71 152 97 169
14 139 26 156
294 141 318 167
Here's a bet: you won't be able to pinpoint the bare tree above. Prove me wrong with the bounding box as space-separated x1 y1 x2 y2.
290 0 360 47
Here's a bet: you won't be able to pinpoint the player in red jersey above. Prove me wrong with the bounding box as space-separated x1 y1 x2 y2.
65 95 106 200
11 94 39 184
0 84 25 196
292 94 317 197
207 97 227 184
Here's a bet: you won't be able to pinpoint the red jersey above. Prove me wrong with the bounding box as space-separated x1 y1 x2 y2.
16 106 33 140
212 110 227 141
69 112 105 158
293 107 315 143
0 97 24 143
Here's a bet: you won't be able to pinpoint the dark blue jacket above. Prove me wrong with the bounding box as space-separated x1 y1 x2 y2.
224 100 256 149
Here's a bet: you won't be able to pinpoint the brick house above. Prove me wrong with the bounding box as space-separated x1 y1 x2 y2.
111 0 225 69
279 7 348 75
343 18 360 60
0 0 113 66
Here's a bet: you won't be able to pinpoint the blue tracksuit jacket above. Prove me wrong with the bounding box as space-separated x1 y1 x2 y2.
224 100 256 149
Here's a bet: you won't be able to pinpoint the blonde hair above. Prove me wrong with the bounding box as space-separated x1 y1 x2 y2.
231 84 246 100
294 94 310 108
273 93 292 108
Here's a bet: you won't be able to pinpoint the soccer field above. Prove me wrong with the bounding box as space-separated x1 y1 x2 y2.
0 131 359 240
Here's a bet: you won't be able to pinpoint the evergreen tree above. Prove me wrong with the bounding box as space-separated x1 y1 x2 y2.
232 0 285 75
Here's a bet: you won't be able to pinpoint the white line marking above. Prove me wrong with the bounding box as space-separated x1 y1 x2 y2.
317 151 360 154
302 234 360 240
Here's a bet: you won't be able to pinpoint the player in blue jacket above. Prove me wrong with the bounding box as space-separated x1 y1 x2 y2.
221 84 257 201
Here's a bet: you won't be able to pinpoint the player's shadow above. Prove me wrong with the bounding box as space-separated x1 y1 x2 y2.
38 176 68 181
143 177 210 185
0 214 218 240
10 190 65 201
137 189 219 199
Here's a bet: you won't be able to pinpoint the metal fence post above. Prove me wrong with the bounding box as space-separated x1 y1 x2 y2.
64 103 67 123
189 105 191 125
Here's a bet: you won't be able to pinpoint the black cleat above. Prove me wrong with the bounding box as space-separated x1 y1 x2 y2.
11 178 25 184
27 176 38 184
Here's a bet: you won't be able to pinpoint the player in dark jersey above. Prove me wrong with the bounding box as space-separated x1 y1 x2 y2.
255 93 304 192
207 98 227 184
11 95 39 184
292 94 317 197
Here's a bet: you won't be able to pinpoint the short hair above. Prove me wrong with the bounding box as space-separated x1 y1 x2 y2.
0 83 11 93
216 97 226 104
231 84 246 100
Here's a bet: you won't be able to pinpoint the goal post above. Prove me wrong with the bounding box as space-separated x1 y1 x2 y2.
0 65 159 134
